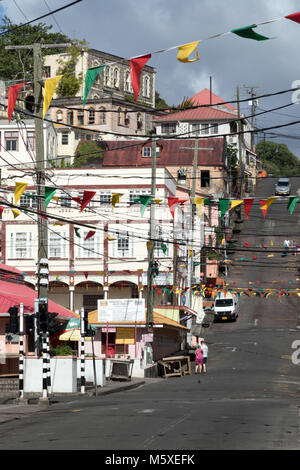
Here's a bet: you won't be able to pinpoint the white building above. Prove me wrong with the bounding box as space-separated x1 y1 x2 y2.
0 167 203 316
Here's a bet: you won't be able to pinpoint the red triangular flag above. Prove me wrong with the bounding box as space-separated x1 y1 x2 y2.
0 206 3 217
84 272 88 279
84 230 95 241
285 12 300 23
7 82 27 123
130 54 151 102
243 198 254 219
167 197 179 219
244 242 251 247
72 196 81 205
80 190 96 212
259 200 267 218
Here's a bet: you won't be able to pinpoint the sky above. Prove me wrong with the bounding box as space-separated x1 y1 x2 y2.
1 0 300 156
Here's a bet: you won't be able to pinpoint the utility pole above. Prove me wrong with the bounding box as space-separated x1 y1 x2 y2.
146 137 157 329
243 85 260 151
236 86 244 198
6 42 70 403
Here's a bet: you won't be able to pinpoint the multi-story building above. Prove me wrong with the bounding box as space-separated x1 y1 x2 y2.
43 49 157 164
1 167 203 317
153 88 257 195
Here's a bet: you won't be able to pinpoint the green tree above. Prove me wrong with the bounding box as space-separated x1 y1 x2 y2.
55 39 89 98
0 16 71 82
255 140 300 176
73 140 104 168
155 91 169 109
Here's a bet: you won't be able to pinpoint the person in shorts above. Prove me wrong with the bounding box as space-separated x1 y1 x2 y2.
200 340 208 373
195 345 203 374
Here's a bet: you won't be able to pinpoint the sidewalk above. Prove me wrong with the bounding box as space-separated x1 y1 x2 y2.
0 377 158 425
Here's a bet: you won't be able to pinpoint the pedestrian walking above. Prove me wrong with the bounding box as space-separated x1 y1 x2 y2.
195 344 203 374
283 238 290 252
200 340 208 373
292 240 297 256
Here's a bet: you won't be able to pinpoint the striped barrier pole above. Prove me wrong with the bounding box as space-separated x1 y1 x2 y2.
42 332 48 399
18 303 24 399
46 331 51 394
80 307 85 394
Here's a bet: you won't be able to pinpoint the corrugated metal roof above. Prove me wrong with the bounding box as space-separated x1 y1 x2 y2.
102 137 225 168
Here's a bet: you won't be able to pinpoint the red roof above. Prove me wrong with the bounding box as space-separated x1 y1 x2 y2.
102 138 225 168
0 279 76 318
154 88 237 122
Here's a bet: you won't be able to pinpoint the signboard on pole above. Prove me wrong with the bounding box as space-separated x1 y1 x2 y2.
97 299 146 323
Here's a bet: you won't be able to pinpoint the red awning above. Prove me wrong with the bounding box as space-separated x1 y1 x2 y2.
0 280 76 319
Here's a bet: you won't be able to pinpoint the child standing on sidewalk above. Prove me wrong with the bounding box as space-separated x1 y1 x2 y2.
195 345 203 374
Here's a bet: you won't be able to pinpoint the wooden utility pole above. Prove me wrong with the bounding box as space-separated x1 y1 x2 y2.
236 86 244 198
146 137 157 329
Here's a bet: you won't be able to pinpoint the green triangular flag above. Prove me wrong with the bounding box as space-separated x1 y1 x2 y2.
45 187 57 207
161 243 167 255
75 227 81 238
204 198 212 205
139 195 151 216
231 24 270 41
219 199 230 219
287 196 299 215
83 66 105 106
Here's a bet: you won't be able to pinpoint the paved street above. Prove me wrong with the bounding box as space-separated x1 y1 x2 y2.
0 178 299 451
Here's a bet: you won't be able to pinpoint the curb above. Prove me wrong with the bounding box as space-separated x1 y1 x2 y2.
87 380 146 397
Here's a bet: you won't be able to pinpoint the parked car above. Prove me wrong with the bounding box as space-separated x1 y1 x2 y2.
275 178 291 196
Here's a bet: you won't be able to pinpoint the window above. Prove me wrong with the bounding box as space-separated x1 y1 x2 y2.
26 131 35 152
60 194 71 207
113 67 119 88
143 76 150 98
201 170 210 188
161 123 176 134
44 66 51 78
99 191 111 204
99 107 106 124
56 110 63 122
61 132 69 145
49 231 66 258
137 113 142 130
88 108 95 124
67 111 74 125
125 71 132 92
10 232 32 258
200 123 209 135
142 146 160 158
20 193 37 208
77 110 84 126
77 230 100 258
117 108 122 126
124 111 130 126
210 123 219 134
5 132 18 151
105 66 111 87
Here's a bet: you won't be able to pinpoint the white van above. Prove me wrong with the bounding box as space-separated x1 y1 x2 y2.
214 292 238 322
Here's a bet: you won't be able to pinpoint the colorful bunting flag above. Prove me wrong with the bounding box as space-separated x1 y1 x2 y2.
111 193 123 209
7 82 27 123
106 235 117 241
74 227 81 238
80 190 96 212
259 199 267 218
230 200 243 210
260 197 277 211
285 12 300 23
43 75 63 119
231 24 270 41
11 209 20 219
84 230 96 241
0 206 3 217
194 198 205 217
14 182 28 205
83 66 105 106
161 243 167 255
243 198 254 219
219 199 230 219
45 187 57 207
138 195 151 216
177 41 200 63
130 54 151 102
287 196 299 214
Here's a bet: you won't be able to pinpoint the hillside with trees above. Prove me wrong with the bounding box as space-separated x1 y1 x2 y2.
255 140 300 176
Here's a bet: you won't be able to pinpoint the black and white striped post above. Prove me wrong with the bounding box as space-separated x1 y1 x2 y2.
46 331 51 394
18 303 24 400
42 332 48 399
80 307 85 394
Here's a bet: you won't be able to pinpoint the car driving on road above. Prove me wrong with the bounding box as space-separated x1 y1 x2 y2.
275 177 291 196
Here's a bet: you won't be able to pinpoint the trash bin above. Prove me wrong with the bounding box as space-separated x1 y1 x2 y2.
110 359 134 381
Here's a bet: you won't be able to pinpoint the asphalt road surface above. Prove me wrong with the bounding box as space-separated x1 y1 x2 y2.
0 176 299 451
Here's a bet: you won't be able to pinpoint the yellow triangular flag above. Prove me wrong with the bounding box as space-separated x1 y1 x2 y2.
43 75 63 119
267 254 274 258
14 182 28 204
194 198 205 217
177 41 200 63
111 193 123 208
230 200 243 210
11 209 20 219
106 235 117 241
270 240 274 246
154 199 162 204
260 197 278 211
146 242 153 251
